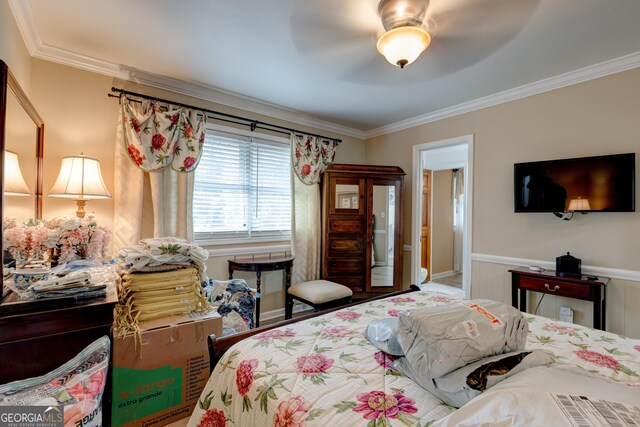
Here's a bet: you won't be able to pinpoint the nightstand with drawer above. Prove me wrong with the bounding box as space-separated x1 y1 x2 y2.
509 267 609 330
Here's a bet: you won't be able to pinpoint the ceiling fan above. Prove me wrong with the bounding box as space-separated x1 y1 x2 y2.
376 0 433 68
289 0 541 84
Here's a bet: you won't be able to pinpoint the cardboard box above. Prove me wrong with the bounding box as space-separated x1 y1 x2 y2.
111 310 222 427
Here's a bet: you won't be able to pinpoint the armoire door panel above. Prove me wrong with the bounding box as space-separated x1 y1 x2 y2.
328 218 365 234
328 236 364 254
330 177 365 215
326 257 364 274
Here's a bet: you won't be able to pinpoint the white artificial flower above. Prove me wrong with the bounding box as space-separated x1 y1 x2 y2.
60 217 81 230
44 229 61 247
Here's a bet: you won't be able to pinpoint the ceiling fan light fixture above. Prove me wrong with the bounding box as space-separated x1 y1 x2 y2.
376 26 431 68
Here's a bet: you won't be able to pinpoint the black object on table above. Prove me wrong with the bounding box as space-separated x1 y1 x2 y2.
509 267 608 330
228 256 294 328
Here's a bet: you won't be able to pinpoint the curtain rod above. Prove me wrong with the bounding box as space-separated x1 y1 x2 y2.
108 87 342 144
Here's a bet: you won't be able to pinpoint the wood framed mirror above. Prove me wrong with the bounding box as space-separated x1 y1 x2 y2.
1 60 45 303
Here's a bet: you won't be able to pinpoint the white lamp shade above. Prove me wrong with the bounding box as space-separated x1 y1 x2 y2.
376 26 431 68
4 150 31 196
49 155 111 199
568 197 591 211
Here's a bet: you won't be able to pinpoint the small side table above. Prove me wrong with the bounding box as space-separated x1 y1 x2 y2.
509 267 608 330
228 256 294 327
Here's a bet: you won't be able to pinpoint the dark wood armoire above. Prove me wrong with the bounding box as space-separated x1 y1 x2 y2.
321 164 405 299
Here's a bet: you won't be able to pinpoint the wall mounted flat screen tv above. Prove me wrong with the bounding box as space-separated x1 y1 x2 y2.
514 153 635 213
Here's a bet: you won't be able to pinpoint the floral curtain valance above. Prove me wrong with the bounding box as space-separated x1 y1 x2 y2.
291 134 338 185
121 97 206 173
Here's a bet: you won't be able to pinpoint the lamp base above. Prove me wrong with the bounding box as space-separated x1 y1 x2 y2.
75 198 87 218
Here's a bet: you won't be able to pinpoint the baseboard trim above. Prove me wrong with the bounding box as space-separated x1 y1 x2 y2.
431 270 456 280
471 253 640 282
261 303 312 322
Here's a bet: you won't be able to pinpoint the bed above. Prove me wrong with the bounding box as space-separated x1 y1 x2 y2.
188 287 640 427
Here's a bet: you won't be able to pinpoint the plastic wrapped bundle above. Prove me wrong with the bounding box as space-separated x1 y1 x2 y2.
364 317 404 356
394 349 555 408
0 336 110 427
397 299 528 378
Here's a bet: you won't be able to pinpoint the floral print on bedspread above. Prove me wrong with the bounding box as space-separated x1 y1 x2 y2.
189 291 640 427
526 315 640 384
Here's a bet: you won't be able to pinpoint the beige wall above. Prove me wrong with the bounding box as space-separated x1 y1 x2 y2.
366 68 640 337
431 169 453 275
26 59 366 317
0 1 31 92
30 59 117 227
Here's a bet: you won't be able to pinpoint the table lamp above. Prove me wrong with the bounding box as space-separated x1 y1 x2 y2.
4 150 31 196
568 197 591 212
49 154 111 218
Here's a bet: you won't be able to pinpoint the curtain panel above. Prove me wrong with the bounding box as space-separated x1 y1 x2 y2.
121 98 206 172
290 133 338 283
291 134 338 185
114 99 201 251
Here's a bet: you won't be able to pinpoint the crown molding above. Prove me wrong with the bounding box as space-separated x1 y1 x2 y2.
11 0 640 142
365 51 640 139
8 0 366 141
7 0 40 55
122 69 367 139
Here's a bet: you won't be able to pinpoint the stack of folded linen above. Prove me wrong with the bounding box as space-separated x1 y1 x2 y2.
365 299 555 408
114 267 211 335
118 237 209 284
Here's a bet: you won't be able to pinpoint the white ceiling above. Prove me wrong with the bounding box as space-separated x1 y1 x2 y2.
10 0 640 136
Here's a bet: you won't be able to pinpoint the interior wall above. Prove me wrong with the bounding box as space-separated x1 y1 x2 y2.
0 2 31 92
365 68 640 337
26 58 366 317
431 169 454 276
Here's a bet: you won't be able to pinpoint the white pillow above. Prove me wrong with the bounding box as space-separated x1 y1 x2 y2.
433 366 640 427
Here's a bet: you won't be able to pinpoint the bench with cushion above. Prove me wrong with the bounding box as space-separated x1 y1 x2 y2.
285 279 352 319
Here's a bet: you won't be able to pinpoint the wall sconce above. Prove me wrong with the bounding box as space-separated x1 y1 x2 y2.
4 150 31 196
49 154 111 218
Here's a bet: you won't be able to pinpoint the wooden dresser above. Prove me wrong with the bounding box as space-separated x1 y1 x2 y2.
321 164 404 299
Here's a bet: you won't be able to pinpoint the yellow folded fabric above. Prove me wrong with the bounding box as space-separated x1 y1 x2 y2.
129 286 197 299
132 292 198 305
114 263 212 357
122 267 198 283
123 277 198 292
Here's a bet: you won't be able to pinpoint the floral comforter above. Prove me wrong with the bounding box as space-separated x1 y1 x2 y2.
188 291 640 427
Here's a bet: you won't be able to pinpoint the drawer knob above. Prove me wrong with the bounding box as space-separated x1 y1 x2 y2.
544 283 560 292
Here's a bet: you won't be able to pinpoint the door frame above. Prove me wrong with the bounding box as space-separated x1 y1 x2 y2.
411 134 474 297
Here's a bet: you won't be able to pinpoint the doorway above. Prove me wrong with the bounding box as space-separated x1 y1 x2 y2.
411 135 473 298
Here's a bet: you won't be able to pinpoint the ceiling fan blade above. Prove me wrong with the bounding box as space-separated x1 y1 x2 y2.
289 8 380 56
411 0 541 77
428 0 540 38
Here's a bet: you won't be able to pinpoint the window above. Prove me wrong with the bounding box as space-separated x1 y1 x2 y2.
193 129 291 243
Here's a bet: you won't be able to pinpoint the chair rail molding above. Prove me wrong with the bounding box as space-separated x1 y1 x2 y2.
471 253 640 282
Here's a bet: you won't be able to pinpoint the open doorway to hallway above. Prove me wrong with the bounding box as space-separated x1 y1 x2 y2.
411 135 473 298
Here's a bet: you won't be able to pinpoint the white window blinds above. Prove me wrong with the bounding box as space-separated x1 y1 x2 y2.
193 130 291 241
